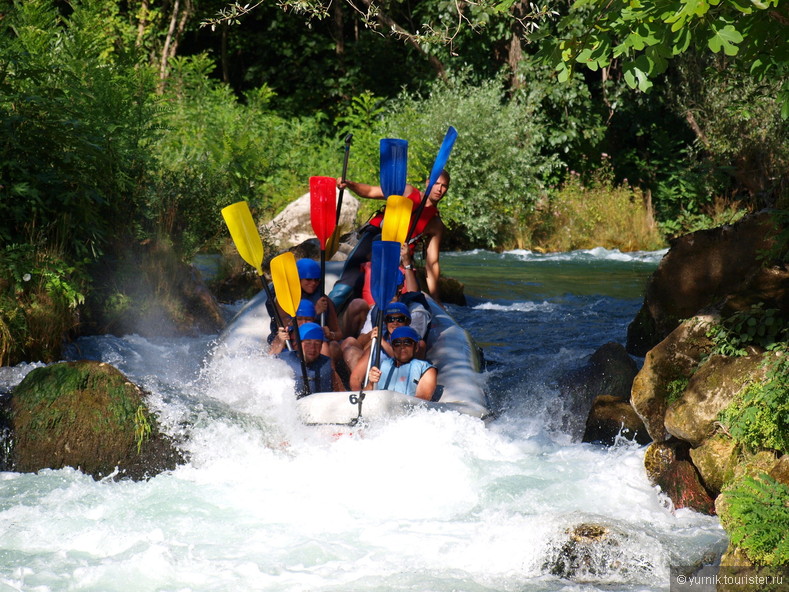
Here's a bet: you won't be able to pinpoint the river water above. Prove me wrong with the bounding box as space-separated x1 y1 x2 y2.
0 248 726 591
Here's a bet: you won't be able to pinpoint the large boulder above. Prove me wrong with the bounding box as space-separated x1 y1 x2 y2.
664 353 768 447
627 211 779 356
261 190 360 254
82 239 225 338
630 315 716 442
6 361 183 480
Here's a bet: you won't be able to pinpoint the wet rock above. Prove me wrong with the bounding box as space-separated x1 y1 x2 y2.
582 395 651 446
688 434 739 497
627 211 780 356
644 440 715 514
543 523 654 582
559 343 640 440
83 239 225 338
665 353 768 447
630 316 716 442
7 361 184 480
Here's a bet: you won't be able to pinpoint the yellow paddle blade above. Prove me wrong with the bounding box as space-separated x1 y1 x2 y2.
325 225 343 260
270 252 301 317
221 201 264 275
381 194 412 244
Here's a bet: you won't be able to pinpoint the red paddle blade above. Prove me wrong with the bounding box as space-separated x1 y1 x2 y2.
310 176 337 248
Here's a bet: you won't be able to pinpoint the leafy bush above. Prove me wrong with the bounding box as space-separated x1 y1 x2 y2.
717 350 789 455
154 54 341 252
378 74 562 248
707 305 789 357
0 244 86 365
720 473 789 565
0 0 159 259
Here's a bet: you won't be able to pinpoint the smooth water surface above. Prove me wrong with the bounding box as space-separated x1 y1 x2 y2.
0 248 726 592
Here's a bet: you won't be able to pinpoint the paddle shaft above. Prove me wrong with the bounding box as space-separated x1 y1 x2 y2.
335 133 352 226
371 308 386 389
291 317 311 397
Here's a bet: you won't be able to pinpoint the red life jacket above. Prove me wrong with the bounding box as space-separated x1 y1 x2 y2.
369 188 438 243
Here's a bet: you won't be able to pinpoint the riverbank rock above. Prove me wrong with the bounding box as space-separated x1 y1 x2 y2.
644 440 716 514
630 315 716 442
664 353 767 447
560 342 640 440
626 211 779 356
261 191 360 254
6 361 184 480
82 239 225 338
582 395 650 445
688 434 739 497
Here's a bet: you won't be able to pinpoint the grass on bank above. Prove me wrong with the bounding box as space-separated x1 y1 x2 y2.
517 165 667 252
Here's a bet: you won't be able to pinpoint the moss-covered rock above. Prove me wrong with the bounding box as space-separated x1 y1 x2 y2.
665 354 767 447
688 434 739 498
630 315 716 442
8 361 184 480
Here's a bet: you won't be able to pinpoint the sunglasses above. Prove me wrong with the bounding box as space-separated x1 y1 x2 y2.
385 315 409 323
391 339 415 347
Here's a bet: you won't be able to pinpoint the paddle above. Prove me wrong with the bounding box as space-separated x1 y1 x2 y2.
325 133 353 259
270 252 311 396
380 138 408 198
310 175 337 324
380 194 413 244
406 126 457 243
221 201 291 349
369 240 402 387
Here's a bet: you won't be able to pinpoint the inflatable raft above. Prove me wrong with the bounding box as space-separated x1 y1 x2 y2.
218 262 491 425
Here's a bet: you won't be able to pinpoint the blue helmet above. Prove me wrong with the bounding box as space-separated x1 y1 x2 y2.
391 326 420 343
298 322 325 341
296 258 321 280
296 299 316 318
384 302 411 319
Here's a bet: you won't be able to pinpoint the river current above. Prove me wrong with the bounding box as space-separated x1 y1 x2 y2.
0 248 726 591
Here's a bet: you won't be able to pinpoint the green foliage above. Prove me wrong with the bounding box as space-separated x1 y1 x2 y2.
665 378 690 405
528 164 665 252
720 473 789 565
0 0 160 259
380 73 562 247
0 243 86 364
134 405 152 454
718 350 789 455
154 54 339 252
540 0 789 115
707 304 789 357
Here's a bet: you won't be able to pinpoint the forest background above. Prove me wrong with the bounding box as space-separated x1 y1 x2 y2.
1 0 787 364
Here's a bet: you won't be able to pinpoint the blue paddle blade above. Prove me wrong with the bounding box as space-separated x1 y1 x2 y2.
370 240 402 308
424 126 457 198
380 139 408 198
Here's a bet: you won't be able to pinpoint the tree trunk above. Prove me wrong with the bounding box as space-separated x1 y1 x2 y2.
158 0 193 88
136 0 150 48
